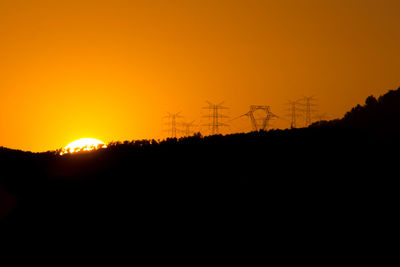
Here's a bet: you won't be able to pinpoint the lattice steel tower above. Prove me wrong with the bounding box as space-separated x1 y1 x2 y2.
164 112 183 138
202 101 229 135
239 105 277 131
300 96 317 127
181 120 196 137
286 100 301 129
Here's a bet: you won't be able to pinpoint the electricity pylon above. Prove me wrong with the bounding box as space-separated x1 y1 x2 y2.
285 100 302 129
237 105 277 131
316 113 328 121
180 120 196 137
261 106 278 130
164 112 183 138
202 101 229 135
299 96 317 127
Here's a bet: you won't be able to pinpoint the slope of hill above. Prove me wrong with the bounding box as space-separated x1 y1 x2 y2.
1 88 399 263
312 87 400 140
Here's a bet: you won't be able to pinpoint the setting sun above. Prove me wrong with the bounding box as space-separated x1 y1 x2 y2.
60 138 107 155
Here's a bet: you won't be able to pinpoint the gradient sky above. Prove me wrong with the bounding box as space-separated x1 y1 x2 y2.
1 0 400 152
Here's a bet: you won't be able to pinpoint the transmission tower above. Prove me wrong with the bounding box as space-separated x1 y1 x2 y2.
315 113 329 122
181 120 196 137
299 96 317 127
285 100 302 129
261 106 278 130
237 105 278 131
202 101 229 135
164 112 183 138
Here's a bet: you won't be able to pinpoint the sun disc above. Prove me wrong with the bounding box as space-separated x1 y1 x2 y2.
60 138 107 155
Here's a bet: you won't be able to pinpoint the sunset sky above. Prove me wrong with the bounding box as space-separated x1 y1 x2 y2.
1 0 400 152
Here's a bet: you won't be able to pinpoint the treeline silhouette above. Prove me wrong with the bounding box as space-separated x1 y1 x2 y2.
311 87 400 139
1 88 399 264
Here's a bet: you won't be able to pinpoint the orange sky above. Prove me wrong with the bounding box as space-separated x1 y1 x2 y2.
1 0 400 152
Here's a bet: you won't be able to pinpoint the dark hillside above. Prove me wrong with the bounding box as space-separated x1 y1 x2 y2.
312 87 400 141
1 89 399 263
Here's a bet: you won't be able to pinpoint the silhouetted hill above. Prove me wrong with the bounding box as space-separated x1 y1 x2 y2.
1 89 399 263
311 87 400 141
